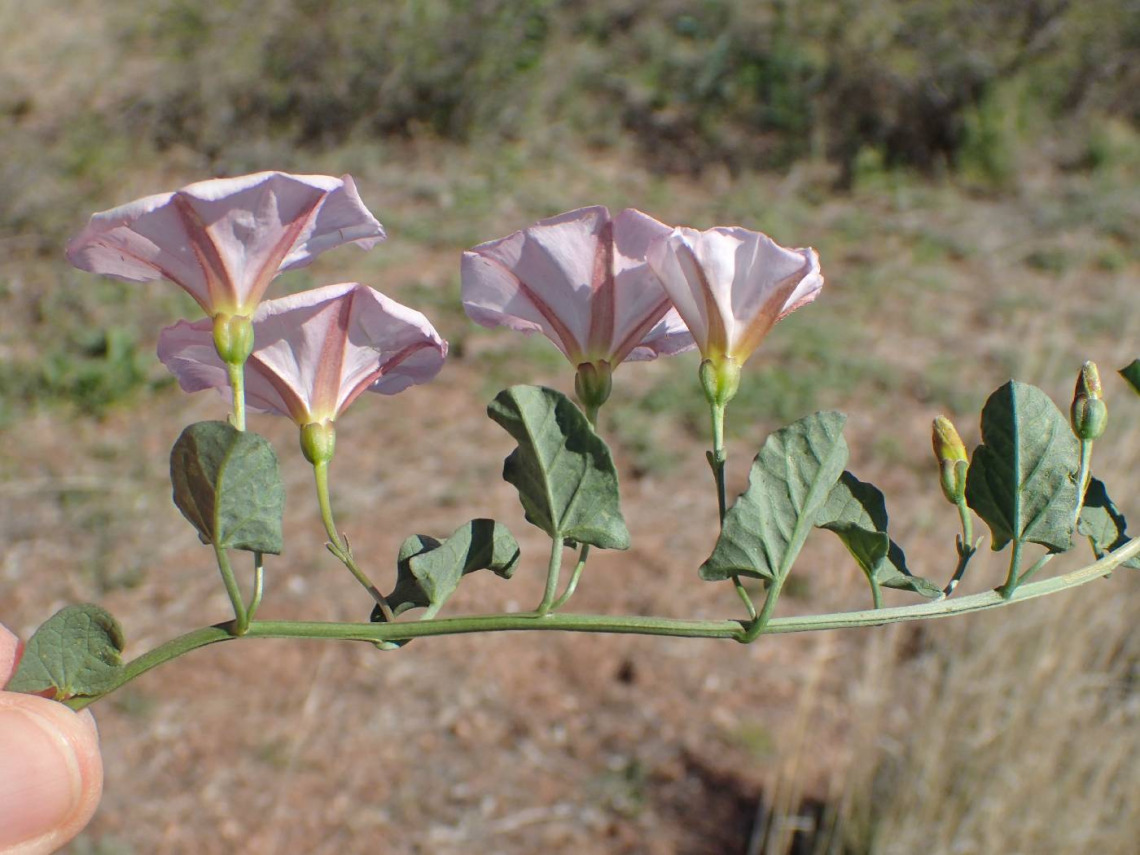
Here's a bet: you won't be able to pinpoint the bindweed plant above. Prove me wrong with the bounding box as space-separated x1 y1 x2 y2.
5 171 1139 719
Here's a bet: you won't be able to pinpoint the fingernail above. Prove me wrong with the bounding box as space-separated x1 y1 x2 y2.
0 705 83 848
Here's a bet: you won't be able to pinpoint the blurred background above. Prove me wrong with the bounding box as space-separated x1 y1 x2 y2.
1 1 1138 852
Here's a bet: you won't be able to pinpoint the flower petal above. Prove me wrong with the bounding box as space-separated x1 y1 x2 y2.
648 226 822 363
68 172 385 315
158 283 446 424
157 318 305 419
462 206 690 366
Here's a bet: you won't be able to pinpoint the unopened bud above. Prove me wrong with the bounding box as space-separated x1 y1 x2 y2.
213 313 255 367
932 416 968 504
698 357 742 409
574 360 613 415
1071 361 1107 441
300 420 337 466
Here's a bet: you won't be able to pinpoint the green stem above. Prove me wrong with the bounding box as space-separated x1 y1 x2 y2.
870 578 883 610
549 402 599 612
707 399 758 621
1074 438 1093 528
313 460 394 622
66 535 1140 711
551 544 589 611
709 401 728 523
227 361 246 432
585 401 600 428
743 575 785 642
1016 552 1054 586
213 544 248 635
1000 538 1024 600
944 499 977 597
536 538 564 616
248 552 265 621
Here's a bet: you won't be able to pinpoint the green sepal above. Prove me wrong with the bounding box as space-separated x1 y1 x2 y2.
488 385 630 550
964 381 1080 553
701 411 848 582
1119 359 1140 396
1077 477 1140 570
6 605 125 700
817 471 942 599
373 519 521 621
170 421 285 554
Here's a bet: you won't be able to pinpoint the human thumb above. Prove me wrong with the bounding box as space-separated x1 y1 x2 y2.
0 624 103 854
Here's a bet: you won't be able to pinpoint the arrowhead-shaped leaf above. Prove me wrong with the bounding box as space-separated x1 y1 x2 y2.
1078 477 1140 569
1119 359 1140 396
170 421 285 554
964 381 1079 553
817 471 942 599
6 605 125 700
488 386 629 550
702 411 848 582
376 519 521 620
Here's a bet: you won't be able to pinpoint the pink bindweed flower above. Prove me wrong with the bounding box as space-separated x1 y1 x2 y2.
67 172 386 318
461 206 695 369
157 283 447 428
646 226 822 366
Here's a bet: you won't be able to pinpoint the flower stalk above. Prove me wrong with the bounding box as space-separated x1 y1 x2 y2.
312 458 394 622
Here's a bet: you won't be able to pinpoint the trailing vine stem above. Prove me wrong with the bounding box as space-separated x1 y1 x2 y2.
65 535 1140 712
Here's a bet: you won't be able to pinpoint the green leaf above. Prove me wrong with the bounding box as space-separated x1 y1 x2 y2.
965 381 1080 553
170 421 285 554
488 386 630 550
375 519 521 620
701 411 848 582
817 472 942 599
6 605 125 700
1078 477 1140 569
1119 359 1140 396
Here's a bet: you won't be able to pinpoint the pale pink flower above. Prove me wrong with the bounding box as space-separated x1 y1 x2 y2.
157 283 447 425
647 227 822 364
67 172 385 317
461 206 694 367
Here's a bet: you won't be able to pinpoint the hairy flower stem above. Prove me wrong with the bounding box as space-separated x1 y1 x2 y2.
707 399 758 621
65 536 1140 712
226 361 247 432
552 401 601 611
313 460 394 622
1074 438 1093 529
944 500 977 597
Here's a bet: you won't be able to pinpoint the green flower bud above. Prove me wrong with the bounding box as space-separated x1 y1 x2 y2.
212 313 255 367
698 357 742 409
300 420 337 466
932 416 968 504
574 360 613 415
1071 361 1107 441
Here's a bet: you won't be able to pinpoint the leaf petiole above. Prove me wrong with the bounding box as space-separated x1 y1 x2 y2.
213 543 248 634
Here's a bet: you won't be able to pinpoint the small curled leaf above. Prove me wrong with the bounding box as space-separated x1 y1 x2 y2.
170 421 285 554
6 605 125 700
817 472 942 600
373 519 521 621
